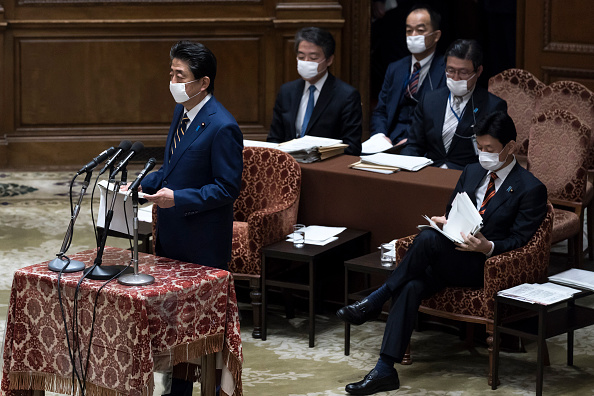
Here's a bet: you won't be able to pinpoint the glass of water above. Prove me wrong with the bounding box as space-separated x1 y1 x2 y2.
293 224 306 248
380 243 394 267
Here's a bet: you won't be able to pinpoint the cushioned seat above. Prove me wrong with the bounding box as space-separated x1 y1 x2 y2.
396 203 554 385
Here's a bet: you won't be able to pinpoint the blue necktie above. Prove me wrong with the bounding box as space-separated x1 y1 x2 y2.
171 113 189 157
301 85 316 137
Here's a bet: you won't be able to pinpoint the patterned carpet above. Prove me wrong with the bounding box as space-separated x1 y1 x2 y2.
1 171 594 396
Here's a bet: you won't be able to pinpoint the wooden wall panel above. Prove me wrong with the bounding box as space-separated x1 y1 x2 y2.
0 0 370 168
517 0 594 91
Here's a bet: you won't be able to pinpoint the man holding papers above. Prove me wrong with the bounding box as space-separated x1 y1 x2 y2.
337 111 547 395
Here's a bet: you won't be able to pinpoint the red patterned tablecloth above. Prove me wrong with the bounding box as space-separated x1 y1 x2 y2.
1 247 243 396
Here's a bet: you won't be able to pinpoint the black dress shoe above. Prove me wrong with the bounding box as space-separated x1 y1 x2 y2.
336 298 380 325
345 368 400 395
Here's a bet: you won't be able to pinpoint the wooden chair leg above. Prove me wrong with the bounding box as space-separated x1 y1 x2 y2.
588 203 594 259
401 343 413 365
487 330 499 387
249 277 262 339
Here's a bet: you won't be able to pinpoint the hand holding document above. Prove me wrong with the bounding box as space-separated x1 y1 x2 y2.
417 192 483 244
361 134 394 154
286 225 346 246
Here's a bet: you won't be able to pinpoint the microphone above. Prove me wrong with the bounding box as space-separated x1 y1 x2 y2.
99 140 132 175
124 158 156 201
76 147 116 175
109 141 144 179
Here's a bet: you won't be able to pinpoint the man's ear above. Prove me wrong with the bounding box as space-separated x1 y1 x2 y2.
507 140 517 154
476 65 484 79
200 76 211 92
326 54 335 68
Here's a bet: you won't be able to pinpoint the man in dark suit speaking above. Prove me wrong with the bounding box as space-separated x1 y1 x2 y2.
337 111 547 395
139 40 243 272
266 27 363 155
400 39 507 169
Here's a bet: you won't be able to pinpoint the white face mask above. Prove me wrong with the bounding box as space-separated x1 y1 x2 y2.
406 31 437 54
446 75 475 97
169 80 200 103
297 59 322 80
478 145 508 171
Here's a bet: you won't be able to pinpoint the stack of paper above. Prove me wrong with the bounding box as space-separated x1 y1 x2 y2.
498 282 581 305
549 268 594 291
417 192 483 244
243 140 280 149
286 225 346 246
244 137 346 163
351 153 433 173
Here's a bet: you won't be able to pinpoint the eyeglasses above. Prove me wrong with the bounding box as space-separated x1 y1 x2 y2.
445 68 475 79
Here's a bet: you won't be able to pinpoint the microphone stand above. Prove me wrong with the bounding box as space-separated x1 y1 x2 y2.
118 189 155 286
48 171 91 273
84 180 133 280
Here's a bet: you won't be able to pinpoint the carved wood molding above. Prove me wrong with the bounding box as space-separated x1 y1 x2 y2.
8 17 274 27
542 0 594 54
541 66 594 84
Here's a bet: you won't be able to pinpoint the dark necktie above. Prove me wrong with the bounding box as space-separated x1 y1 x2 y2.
171 113 190 156
405 62 422 98
301 85 316 137
479 173 498 215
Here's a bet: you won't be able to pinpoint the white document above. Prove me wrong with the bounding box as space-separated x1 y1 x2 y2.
418 192 483 244
286 225 346 246
277 136 343 153
97 180 151 235
361 134 394 154
360 152 433 171
549 268 594 291
243 140 280 149
498 282 581 305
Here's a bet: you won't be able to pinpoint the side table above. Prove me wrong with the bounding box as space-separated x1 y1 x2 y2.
261 228 370 347
343 251 396 356
492 289 594 395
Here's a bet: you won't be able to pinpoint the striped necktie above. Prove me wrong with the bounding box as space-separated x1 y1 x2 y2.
405 62 422 98
171 113 190 156
479 173 498 215
301 85 316 137
442 95 462 152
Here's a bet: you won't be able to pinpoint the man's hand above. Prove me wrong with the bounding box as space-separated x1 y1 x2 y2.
143 188 175 208
430 216 447 229
455 231 492 254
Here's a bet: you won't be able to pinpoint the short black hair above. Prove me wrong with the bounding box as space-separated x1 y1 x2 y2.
170 40 217 94
294 27 336 59
475 111 517 146
445 39 483 71
408 3 441 31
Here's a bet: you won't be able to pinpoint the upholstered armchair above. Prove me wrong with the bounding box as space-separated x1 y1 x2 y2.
535 81 594 259
488 68 546 162
229 147 301 338
395 203 554 385
527 109 592 268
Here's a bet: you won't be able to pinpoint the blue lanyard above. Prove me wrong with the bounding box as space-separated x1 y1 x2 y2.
448 93 465 122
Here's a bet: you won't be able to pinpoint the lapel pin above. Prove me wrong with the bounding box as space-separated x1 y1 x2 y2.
507 186 513 193
201 122 205 127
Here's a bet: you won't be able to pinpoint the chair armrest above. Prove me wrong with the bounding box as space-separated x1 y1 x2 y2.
394 235 416 262
246 198 300 249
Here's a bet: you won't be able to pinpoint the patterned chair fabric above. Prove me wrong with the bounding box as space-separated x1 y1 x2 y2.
488 69 546 156
230 147 302 275
394 203 554 385
527 109 591 267
535 81 594 259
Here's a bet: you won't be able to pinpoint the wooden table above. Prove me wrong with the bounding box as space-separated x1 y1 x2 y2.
1 247 243 396
261 229 370 347
298 155 461 247
492 290 594 396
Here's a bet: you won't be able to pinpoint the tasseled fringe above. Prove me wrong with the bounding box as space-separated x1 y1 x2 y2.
9 372 155 396
169 333 224 366
222 346 243 396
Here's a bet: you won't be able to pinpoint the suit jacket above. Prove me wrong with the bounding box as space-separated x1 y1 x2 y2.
446 161 548 256
401 85 507 170
141 97 243 270
267 73 363 155
370 54 446 143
